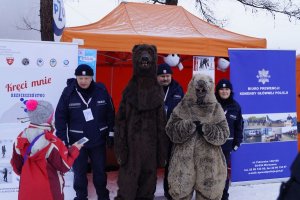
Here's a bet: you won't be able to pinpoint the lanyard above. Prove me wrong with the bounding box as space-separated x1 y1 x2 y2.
76 89 92 108
164 86 169 102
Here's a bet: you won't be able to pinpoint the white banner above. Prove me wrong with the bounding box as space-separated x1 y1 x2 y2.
0 39 77 198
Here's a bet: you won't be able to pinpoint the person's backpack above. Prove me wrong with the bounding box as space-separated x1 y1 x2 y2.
277 153 300 200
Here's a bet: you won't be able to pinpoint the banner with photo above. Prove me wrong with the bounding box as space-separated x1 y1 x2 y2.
229 49 297 184
193 56 215 80
0 39 77 198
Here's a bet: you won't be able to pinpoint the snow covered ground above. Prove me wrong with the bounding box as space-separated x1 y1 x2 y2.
64 169 282 200
229 182 280 200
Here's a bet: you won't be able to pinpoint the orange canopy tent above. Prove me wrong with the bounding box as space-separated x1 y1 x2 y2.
62 2 266 108
62 2 266 57
62 2 267 166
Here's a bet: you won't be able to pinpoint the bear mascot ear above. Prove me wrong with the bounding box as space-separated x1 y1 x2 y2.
132 44 140 53
151 45 157 54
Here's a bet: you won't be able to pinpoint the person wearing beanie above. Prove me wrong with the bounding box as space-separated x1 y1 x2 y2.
11 99 82 200
215 79 244 200
157 63 184 119
157 63 184 200
55 64 115 200
74 64 94 77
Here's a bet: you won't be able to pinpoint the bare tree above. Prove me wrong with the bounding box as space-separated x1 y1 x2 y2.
151 0 177 4
40 0 54 41
34 0 300 40
18 0 54 41
17 17 40 32
150 0 300 26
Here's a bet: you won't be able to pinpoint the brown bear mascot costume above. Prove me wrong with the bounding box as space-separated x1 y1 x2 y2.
114 44 168 200
166 74 229 200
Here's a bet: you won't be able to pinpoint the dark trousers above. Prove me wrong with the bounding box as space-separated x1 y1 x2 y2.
115 148 157 200
73 145 109 200
163 143 172 200
163 160 171 199
222 150 231 200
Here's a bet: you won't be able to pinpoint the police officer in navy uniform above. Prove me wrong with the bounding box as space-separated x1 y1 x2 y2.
215 79 244 200
157 63 184 120
157 63 184 200
55 64 115 200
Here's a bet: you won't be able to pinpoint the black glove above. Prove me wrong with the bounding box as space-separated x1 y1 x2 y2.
193 121 203 135
106 136 114 148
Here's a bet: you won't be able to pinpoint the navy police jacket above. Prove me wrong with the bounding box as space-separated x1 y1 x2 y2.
164 80 184 120
55 78 115 148
220 99 244 152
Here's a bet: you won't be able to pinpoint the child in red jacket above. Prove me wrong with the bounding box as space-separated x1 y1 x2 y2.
11 99 83 200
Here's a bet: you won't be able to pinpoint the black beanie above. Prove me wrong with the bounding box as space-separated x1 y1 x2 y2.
216 79 233 91
157 63 173 75
75 64 94 76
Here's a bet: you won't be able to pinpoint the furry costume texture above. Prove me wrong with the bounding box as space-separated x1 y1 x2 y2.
166 74 230 200
114 44 168 200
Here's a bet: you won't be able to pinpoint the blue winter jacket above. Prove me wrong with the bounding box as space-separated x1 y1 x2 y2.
164 79 184 120
55 78 115 148
220 99 244 151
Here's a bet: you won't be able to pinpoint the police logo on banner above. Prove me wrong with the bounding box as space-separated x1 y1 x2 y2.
256 69 271 85
6 57 14 65
53 0 65 42
63 59 69 66
22 58 29 66
37 58 44 67
50 58 57 67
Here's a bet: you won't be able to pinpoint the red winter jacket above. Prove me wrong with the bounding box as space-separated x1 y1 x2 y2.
11 125 79 200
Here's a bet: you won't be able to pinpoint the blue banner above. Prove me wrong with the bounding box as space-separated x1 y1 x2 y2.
78 49 97 80
229 50 295 114
231 142 297 182
229 49 297 183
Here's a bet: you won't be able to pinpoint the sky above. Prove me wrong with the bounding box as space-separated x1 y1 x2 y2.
64 0 300 54
1 0 299 54
0 0 41 40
